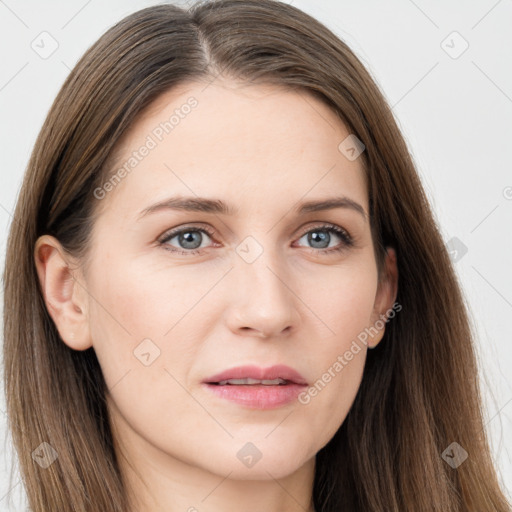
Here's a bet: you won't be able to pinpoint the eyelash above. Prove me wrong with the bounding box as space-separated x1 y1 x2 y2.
158 223 354 257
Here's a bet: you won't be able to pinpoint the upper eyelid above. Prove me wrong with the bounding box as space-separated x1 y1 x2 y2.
158 224 215 242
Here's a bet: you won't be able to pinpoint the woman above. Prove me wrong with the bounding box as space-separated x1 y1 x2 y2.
3 1 510 510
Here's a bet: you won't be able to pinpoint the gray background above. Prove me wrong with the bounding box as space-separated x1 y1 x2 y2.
1 0 511 509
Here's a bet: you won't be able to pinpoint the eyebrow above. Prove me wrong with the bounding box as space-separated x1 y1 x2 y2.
138 195 367 221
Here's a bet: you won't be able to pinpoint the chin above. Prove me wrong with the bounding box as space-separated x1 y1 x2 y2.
218 460 310 481
200 438 315 481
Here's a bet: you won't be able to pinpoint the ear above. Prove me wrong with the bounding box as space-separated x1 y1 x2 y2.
34 235 92 351
368 246 399 349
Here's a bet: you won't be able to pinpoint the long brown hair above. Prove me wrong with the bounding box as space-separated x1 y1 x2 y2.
3 1 510 510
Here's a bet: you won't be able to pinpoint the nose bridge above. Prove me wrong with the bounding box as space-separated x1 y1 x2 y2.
227 238 300 337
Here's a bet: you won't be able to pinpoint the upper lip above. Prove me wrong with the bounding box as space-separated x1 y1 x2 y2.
203 364 308 385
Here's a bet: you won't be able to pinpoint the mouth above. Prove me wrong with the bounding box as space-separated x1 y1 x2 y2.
202 365 308 409
210 377 290 386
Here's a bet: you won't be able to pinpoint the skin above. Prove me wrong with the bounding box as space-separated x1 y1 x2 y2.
34 79 398 512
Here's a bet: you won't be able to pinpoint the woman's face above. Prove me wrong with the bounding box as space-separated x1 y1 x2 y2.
37 79 397 484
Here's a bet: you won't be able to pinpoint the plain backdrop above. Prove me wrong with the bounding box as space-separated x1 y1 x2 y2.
1 0 511 509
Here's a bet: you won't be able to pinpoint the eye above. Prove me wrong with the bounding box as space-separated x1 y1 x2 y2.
158 222 354 256
159 225 216 255
295 223 354 254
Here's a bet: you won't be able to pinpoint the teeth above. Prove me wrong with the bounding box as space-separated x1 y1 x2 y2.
217 378 287 385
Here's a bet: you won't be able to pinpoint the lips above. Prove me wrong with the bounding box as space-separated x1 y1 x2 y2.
202 365 308 410
203 364 308 386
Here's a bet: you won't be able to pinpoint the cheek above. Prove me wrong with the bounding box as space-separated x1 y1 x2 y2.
296 254 378 342
88 251 197 333
291 319 369 455
86 259 208 450
86 253 221 395
288 259 377 444
296 342 367 442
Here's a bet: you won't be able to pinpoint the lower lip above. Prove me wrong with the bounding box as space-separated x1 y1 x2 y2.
203 383 306 409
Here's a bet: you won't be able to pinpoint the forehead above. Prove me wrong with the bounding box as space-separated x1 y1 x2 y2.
96 79 368 221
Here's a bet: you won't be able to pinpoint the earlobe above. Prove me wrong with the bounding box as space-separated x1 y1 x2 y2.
34 235 92 351
368 246 399 349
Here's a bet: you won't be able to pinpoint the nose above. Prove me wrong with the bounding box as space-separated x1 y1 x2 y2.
224 250 302 339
